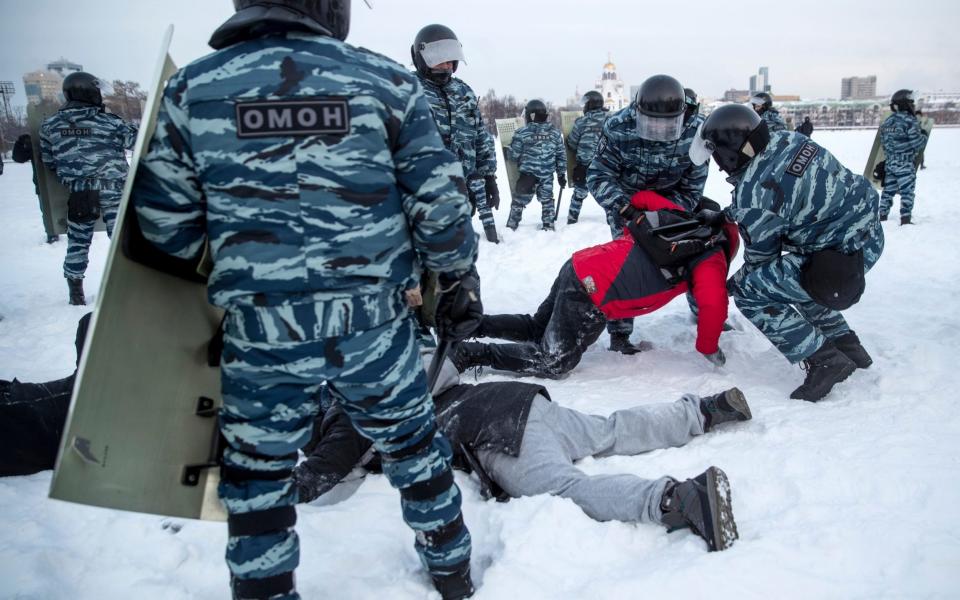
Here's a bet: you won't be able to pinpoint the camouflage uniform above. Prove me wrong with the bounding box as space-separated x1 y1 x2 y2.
725 131 884 363
132 32 476 597
760 108 787 133
506 122 566 228
39 105 137 279
879 111 925 219
566 108 607 222
587 106 708 337
418 75 498 231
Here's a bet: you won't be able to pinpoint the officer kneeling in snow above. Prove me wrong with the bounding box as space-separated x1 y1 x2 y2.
690 104 884 402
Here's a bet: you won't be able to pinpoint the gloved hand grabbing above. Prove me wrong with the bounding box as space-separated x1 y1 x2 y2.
557 174 567 188
619 203 642 223
436 271 483 342
702 348 726 367
695 208 725 225
484 175 500 210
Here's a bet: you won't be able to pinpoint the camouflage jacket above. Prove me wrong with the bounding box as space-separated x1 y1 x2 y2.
761 109 787 133
724 131 880 267
567 108 607 166
507 122 566 180
587 105 707 212
880 112 925 165
39 104 137 191
133 32 477 320
418 75 497 181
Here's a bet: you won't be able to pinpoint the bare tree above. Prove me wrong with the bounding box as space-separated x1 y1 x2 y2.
104 80 147 122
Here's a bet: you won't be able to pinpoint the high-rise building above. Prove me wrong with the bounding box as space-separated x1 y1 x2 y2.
23 70 64 105
749 66 770 94
47 58 83 77
841 76 877 100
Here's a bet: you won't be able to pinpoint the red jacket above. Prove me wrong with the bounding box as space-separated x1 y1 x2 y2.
571 191 739 354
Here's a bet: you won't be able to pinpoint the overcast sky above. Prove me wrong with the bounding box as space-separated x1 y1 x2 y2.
2 0 959 109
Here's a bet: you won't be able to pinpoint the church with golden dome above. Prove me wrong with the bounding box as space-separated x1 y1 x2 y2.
596 54 629 111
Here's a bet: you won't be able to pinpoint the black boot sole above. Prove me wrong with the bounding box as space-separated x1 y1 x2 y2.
704 467 739 551
723 387 752 422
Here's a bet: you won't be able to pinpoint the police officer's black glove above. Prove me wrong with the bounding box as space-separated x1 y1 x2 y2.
484 175 500 210
557 174 567 188
695 208 726 226
436 271 483 342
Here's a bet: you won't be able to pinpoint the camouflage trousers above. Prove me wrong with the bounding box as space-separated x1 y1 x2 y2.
879 162 917 219
220 308 471 598
507 176 555 229
63 188 121 279
567 185 589 222
467 175 496 230
729 228 884 363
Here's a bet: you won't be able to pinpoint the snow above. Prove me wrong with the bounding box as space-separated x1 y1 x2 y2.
2 129 960 599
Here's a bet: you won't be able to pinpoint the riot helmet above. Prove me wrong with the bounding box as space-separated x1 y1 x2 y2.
581 90 605 114
891 89 915 114
683 87 700 125
689 103 770 174
750 91 773 115
411 24 465 85
213 0 355 48
633 74 686 142
524 99 548 124
62 72 103 107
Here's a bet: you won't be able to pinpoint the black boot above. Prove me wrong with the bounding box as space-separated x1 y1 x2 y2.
540 222 555 231
450 342 493 373
608 332 651 355
901 215 912 225
432 565 475 600
789 342 857 402
231 572 296 600
879 214 888 222
660 467 738 552
567 216 578 225
483 225 500 244
832 330 872 369
67 278 85 306
700 387 752 432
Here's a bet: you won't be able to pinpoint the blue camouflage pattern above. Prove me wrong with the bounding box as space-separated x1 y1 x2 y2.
40 105 136 279
725 131 885 362
587 105 708 238
419 75 498 229
566 108 607 221
132 32 476 593
879 112 925 219
506 121 566 228
761 108 787 133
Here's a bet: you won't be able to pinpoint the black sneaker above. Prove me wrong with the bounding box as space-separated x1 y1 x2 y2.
432 565 475 600
832 331 872 369
700 387 752 432
790 342 857 402
660 467 738 552
608 332 652 355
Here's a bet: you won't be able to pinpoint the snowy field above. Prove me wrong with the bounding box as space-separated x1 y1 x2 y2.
1 129 959 599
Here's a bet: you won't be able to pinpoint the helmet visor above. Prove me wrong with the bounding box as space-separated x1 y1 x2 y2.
637 112 685 142
418 39 466 68
688 123 715 166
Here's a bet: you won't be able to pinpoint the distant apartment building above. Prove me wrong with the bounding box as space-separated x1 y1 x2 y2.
23 70 64 105
47 58 83 77
723 89 750 103
841 76 877 100
749 67 770 94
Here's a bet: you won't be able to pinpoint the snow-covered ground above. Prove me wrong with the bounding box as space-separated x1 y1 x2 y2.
1 129 959 599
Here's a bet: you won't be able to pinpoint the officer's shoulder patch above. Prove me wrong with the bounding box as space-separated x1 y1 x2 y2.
785 141 819 177
59 127 92 137
595 134 608 157
235 97 350 138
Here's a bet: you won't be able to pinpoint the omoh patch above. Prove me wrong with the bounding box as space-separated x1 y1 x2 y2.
236 98 350 138
786 142 819 177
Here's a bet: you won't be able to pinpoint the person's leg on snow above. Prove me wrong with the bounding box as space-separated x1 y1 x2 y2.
99 187 123 238
889 163 917 223
537 178 556 230
506 193 533 230
63 217 95 305
879 167 899 221
567 185 588 224
467 176 498 243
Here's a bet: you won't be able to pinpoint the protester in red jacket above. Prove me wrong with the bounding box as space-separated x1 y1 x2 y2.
452 191 738 378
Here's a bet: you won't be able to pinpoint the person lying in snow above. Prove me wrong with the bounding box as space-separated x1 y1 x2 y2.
451 190 739 379
0 313 90 476
295 345 750 552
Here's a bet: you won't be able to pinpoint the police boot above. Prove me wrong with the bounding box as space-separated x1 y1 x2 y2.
540 222 555 231
67 278 85 306
231 572 296 600
432 565 475 600
901 215 912 225
660 466 738 552
483 225 500 244
608 332 652 355
879 214 888 222
567 215 578 225
450 342 493 373
789 342 857 402
700 387 752 432
832 330 873 369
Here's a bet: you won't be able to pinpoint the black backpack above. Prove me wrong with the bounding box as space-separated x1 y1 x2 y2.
627 208 724 269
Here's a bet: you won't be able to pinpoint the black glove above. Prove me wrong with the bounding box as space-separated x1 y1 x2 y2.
436 271 483 341
695 208 725 226
484 175 500 210
557 174 567 188
619 203 642 222
702 348 726 367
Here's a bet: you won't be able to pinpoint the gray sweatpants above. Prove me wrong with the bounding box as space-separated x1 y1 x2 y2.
476 395 705 523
